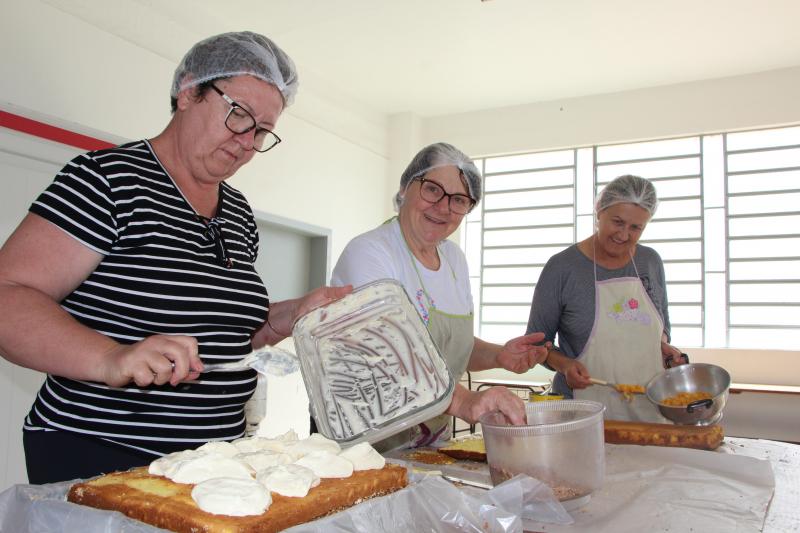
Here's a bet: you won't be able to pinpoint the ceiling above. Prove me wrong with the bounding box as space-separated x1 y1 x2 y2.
45 0 800 117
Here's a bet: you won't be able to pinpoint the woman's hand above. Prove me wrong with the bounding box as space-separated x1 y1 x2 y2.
100 335 202 387
447 384 526 425
496 331 549 373
293 285 353 322
564 359 592 390
661 340 685 368
545 346 591 389
252 285 353 348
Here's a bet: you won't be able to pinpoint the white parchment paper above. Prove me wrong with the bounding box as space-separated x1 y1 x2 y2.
522 443 775 533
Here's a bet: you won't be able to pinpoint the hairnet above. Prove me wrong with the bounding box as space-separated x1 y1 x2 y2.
596 174 659 216
172 31 299 107
394 142 482 211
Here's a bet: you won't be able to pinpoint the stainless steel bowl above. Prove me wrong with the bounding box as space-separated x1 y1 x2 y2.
645 363 730 425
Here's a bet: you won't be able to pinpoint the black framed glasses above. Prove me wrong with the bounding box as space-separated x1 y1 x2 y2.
209 84 281 153
198 215 232 269
414 177 476 215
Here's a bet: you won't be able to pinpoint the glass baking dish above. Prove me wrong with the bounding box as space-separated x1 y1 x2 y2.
292 279 454 445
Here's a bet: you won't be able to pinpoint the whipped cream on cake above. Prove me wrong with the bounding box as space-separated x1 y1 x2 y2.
69 432 408 532
161 453 254 485
148 449 197 477
145 432 391 516
236 450 293 471
191 477 272 516
256 464 320 497
197 440 240 457
294 450 354 478
339 441 386 470
282 433 341 460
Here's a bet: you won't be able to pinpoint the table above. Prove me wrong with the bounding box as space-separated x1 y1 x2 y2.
0 437 796 532
390 436 799 532
723 437 800 532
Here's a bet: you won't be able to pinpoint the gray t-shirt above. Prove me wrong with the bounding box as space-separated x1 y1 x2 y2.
526 244 671 397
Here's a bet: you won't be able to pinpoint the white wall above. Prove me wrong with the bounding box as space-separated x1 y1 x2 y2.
423 66 800 156
0 130 85 492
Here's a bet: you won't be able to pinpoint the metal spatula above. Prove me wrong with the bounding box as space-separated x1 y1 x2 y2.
200 345 299 376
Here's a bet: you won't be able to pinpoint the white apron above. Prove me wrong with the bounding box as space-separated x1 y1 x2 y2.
574 249 667 423
374 229 474 452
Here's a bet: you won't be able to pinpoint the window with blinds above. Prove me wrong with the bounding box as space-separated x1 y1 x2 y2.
725 126 800 349
463 124 800 350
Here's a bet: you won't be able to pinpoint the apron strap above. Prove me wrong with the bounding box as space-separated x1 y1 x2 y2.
396 217 457 312
592 235 643 283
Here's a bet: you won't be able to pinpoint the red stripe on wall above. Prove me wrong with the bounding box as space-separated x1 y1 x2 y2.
0 110 115 151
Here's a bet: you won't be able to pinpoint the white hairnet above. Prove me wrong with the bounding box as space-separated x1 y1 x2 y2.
596 174 659 216
172 31 298 107
394 142 482 211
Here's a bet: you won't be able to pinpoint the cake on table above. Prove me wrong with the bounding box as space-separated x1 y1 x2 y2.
434 420 723 462
439 436 487 462
67 431 407 533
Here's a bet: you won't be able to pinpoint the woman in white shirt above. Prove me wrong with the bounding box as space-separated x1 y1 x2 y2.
332 142 548 449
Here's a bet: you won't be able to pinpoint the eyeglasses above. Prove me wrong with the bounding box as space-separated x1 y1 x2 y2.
209 84 281 153
414 177 476 215
198 215 232 269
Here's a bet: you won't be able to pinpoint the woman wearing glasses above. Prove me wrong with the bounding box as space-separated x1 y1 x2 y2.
331 143 549 450
0 31 348 483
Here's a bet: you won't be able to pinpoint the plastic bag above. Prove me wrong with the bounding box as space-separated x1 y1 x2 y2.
0 466 570 532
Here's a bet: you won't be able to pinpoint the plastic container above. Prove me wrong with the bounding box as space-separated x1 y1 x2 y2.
479 400 605 509
292 279 454 446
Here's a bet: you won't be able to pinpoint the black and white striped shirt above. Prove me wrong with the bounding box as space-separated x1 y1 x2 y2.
24 140 269 457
